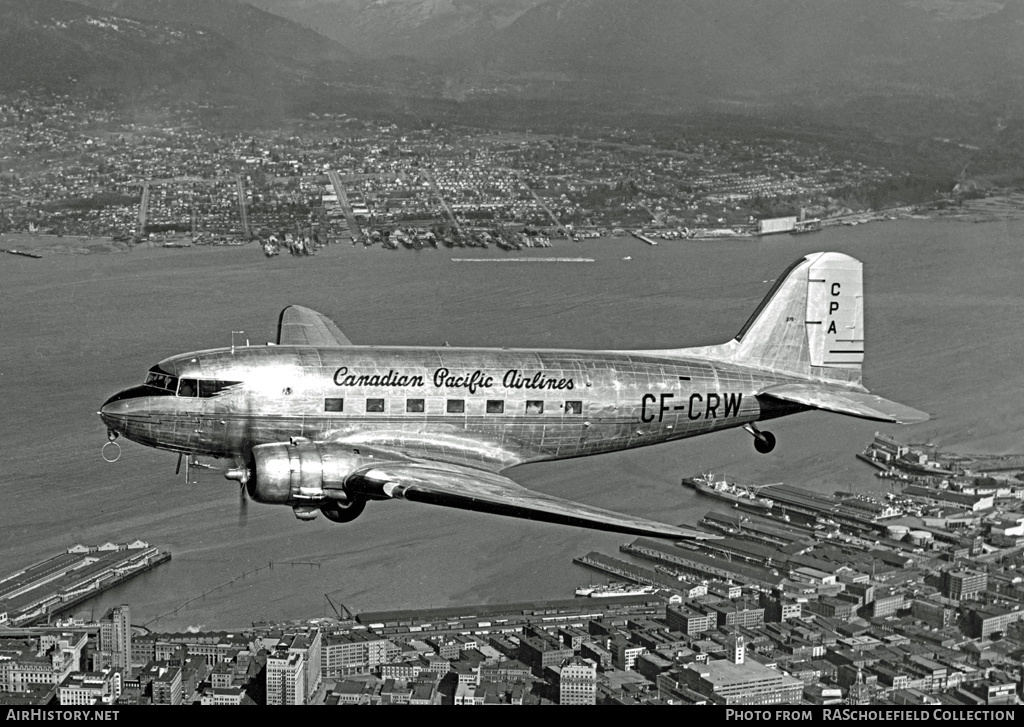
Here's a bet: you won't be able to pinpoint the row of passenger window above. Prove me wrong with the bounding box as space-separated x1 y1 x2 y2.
325 398 583 415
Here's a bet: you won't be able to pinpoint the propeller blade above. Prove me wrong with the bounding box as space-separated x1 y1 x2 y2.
238 483 248 528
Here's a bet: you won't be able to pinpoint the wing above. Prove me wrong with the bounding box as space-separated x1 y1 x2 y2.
277 305 353 346
351 460 716 540
760 382 929 424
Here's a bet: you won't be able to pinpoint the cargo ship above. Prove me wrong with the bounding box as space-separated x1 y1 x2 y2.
681 473 774 511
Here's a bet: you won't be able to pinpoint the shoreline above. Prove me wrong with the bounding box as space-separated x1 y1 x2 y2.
4 190 1023 256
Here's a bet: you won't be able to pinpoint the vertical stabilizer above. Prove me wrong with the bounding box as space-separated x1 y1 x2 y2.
682 252 865 386
735 251 863 384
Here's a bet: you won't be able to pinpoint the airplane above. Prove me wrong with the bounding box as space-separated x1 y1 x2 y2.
99 251 928 540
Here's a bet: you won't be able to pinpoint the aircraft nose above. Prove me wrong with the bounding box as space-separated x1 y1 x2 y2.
99 386 149 433
99 393 126 433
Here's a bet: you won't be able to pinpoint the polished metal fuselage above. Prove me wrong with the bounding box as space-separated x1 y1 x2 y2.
103 345 808 470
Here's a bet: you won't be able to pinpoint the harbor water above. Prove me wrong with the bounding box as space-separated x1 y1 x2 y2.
0 217 1020 630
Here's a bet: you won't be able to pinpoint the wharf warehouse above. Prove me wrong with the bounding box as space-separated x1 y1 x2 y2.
757 216 797 235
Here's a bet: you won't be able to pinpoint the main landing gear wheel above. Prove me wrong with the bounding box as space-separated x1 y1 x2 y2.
753 431 776 454
320 498 366 523
744 424 776 454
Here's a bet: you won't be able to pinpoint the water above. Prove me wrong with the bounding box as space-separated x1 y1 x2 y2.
1 218 1021 630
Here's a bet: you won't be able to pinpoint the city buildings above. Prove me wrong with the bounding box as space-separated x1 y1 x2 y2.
58 669 121 706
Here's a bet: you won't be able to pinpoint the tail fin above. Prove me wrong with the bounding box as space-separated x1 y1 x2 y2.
682 251 928 424
731 251 864 385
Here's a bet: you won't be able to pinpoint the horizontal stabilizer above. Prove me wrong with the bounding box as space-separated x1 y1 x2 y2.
353 461 717 541
277 305 352 347
761 383 930 425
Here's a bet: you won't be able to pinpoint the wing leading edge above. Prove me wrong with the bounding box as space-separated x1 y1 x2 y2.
277 305 352 346
353 461 716 541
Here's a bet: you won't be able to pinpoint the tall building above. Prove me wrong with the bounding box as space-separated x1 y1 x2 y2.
287 631 321 702
266 651 305 705
98 605 131 675
559 658 597 705
151 664 182 705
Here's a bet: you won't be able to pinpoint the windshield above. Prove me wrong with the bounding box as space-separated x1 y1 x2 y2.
145 371 240 397
145 372 178 392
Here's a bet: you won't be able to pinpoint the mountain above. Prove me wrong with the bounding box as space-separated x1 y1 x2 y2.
0 0 366 111
229 0 1024 135
242 0 545 58
5 0 1023 148
466 0 1024 110
72 0 353 65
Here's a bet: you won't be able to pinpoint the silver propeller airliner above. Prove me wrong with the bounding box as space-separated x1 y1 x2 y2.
99 252 928 540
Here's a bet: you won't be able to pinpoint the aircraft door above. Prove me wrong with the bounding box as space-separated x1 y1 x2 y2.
576 361 612 454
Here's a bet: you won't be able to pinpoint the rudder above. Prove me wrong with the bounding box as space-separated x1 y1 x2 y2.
732 252 864 385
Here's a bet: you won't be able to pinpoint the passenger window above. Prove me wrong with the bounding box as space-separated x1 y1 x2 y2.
406 398 425 413
178 379 198 397
486 400 504 414
324 398 344 412
565 401 582 415
446 399 465 414
526 400 544 414
366 398 385 413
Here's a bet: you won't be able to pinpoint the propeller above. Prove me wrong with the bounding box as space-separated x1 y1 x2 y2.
225 458 252 528
238 481 248 528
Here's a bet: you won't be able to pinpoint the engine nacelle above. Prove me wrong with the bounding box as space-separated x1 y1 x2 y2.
248 442 371 505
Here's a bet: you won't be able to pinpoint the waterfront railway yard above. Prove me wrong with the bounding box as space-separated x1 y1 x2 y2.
354 595 664 640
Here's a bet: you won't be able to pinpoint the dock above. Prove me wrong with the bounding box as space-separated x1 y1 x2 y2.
631 231 658 245
452 257 595 263
0 542 171 626
572 551 676 589
622 538 782 588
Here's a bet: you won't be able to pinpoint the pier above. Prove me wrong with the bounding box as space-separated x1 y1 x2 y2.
452 257 595 263
631 231 658 245
327 169 361 237
622 538 782 588
1 543 171 626
572 551 675 589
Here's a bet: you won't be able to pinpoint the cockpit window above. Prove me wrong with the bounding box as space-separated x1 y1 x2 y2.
145 372 178 392
198 380 241 397
145 369 238 398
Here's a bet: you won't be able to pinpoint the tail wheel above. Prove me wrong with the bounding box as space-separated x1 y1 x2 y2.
320 498 366 523
754 431 776 454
